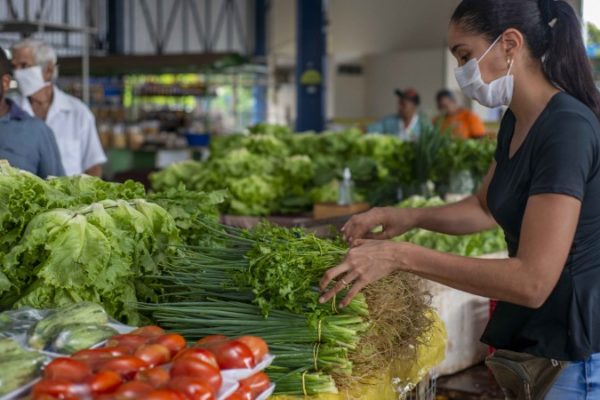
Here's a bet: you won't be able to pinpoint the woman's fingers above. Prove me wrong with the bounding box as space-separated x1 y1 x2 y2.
319 271 359 304
319 238 402 309
340 279 368 308
352 238 369 247
319 262 351 291
342 212 379 243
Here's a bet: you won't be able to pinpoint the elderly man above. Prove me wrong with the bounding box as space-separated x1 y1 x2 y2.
367 88 431 141
11 39 106 177
0 46 64 177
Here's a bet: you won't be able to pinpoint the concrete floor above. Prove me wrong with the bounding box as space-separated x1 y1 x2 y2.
436 364 504 400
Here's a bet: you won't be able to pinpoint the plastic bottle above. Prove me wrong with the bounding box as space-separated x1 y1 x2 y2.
338 167 354 206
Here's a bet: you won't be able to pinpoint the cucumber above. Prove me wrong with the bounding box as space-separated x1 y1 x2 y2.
29 302 109 350
0 352 46 395
0 338 25 359
52 324 118 354
0 338 23 356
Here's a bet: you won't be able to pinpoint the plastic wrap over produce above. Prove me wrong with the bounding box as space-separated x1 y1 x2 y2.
0 303 134 400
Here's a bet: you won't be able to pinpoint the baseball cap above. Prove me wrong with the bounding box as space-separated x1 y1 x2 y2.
395 88 420 105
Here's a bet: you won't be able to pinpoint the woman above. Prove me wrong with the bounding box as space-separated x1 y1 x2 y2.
319 0 600 398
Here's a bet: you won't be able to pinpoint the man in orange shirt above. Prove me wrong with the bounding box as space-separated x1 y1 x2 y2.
434 89 486 139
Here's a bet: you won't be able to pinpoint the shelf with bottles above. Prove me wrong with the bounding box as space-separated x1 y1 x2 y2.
58 77 123 106
59 68 262 151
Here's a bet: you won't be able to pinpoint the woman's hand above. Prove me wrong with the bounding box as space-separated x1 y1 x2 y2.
342 207 419 244
319 239 415 308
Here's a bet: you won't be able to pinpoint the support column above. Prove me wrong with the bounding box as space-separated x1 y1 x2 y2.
295 0 326 132
107 0 125 54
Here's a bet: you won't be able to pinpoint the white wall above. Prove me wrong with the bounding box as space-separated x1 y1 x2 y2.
329 0 460 56
363 48 446 119
332 70 367 119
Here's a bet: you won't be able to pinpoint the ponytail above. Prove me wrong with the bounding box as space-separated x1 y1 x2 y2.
451 0 600 119
543 1 600 119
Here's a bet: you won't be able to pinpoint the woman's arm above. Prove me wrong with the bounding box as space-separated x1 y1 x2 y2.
343 162 498 242
322 193 580 308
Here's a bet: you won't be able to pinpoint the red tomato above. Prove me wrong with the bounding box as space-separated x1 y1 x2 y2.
168 377 216 400
170 358 222 394
135 344 171 367
32 379 87 399
174 348 218 368
196 335 228 347
144 388 186 400
151 334 187 357
43 358 91 382
31 395 57 400
130 325 165 337
107 334 150 351
235 337 269 365
210 341 255 370
113 380 154 399
86 371 122 395
98 356 148 379
240 372 271 397
73 346 131 360
72 348 131 371
226 386 253 400
135 367 171 387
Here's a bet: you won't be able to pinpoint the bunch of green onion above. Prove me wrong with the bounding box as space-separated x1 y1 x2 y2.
140 217 371 394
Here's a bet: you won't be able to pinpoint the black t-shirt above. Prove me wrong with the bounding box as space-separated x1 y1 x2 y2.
483 92 600 361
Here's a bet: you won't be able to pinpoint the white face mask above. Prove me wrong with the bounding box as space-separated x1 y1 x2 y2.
454 35 514 108
14 65 50 97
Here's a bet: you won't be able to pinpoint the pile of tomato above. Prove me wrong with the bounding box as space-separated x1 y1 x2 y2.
31 326 272 400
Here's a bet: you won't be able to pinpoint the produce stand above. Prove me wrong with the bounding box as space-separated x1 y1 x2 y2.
0 150 507 400
150 125 497 221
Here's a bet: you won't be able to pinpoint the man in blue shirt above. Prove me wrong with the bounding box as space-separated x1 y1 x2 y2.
0 47 64 178
367 88 432 141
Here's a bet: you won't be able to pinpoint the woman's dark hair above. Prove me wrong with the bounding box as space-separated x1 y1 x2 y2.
451 0 600 119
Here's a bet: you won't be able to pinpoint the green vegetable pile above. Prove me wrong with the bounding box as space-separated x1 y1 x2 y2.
394 196 506 256
150 124 496 217
0 162 225 324
2 199 178 324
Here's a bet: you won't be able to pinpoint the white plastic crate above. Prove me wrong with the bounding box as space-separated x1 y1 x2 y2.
406 375 437 400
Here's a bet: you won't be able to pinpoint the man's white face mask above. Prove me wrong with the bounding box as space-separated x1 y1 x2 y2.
14 65 50 97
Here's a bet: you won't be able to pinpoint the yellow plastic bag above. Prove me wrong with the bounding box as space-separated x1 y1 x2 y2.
272 311 447 400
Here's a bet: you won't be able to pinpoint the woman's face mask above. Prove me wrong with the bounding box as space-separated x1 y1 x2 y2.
454 35 514 108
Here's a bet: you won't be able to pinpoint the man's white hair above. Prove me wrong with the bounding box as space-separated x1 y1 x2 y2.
12 38 58 79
